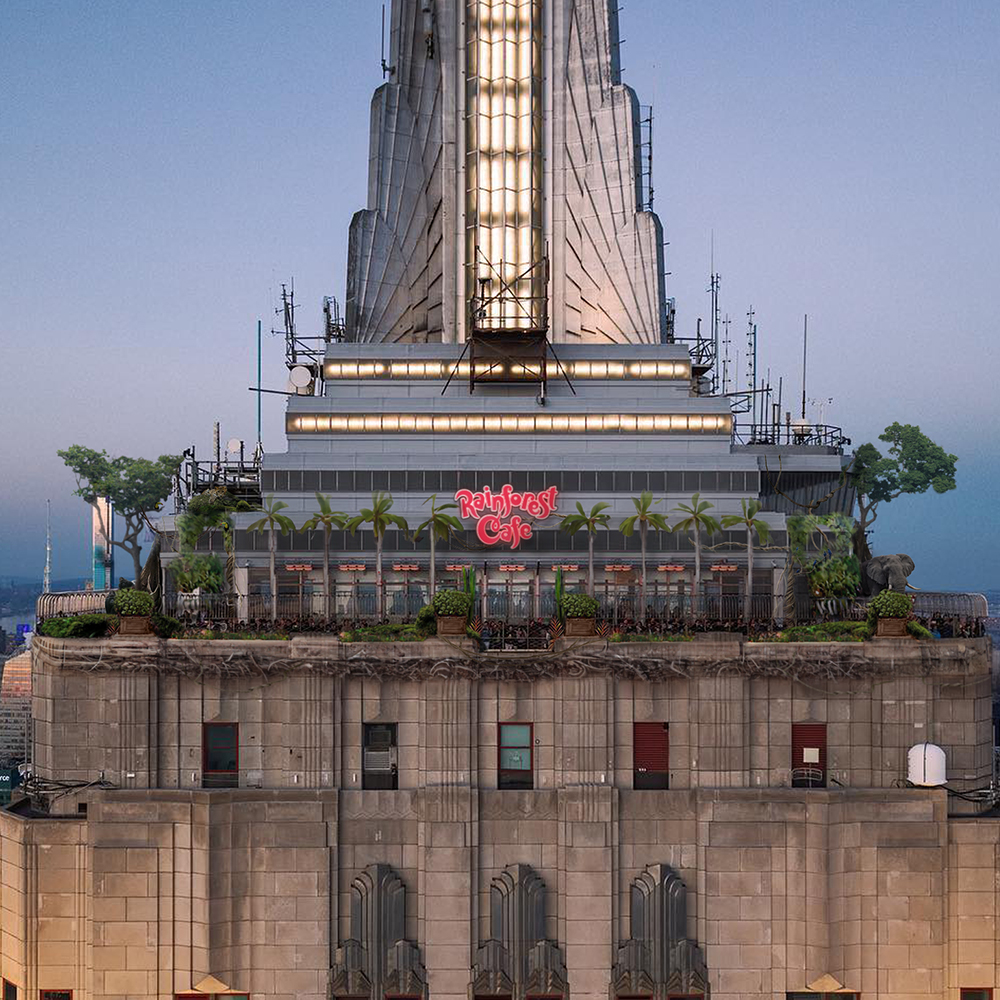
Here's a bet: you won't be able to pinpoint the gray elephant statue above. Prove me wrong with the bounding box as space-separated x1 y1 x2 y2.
859 554 916 596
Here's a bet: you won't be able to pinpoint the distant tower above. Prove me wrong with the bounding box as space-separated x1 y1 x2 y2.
346 0 668 345
43 500 52 594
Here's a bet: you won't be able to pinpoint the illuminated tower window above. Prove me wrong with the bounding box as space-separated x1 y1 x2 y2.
466 0 544 332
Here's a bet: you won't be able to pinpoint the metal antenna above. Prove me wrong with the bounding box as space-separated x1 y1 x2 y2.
381 4 395 78
800 313 808 420
709 234 721 393
746 306 756 430
721 313 731 394
43 499 52 594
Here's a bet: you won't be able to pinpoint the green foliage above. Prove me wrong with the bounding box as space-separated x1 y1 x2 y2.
776 621 870 643
39 613 114 638
433 589 473 617
186 486 258 515
787 513 861 598
559 501 611 536
415 604 438 635
670 492 722 538
907 620 934 639
609 632 694 643
344 492 409 540
619 491 672 536
559 592 600 618
113 589 154 616
171 554 225 594
866 589 913 630
246 495 297 537
413 495 463 542
721 497 770 543
302 493 347 534
341 623 425 643
150 613 183 638
462 566 477 609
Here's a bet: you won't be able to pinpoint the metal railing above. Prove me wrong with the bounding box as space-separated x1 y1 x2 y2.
732 422 850 450
36 591 113 619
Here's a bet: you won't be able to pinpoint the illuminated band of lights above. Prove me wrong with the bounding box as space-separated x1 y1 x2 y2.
323 359 691 380
287 413 733 435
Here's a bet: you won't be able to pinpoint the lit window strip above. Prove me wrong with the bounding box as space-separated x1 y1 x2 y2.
288 413 732 434
322 360 691 380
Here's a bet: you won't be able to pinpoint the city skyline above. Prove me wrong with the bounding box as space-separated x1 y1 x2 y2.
2 1 997 589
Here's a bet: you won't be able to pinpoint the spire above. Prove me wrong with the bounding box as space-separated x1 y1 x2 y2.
43 499 52 594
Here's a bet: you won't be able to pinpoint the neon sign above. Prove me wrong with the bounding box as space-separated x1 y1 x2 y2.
454 484 559 549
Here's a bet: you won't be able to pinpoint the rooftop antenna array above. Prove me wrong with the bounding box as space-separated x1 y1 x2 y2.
720 313 732 394
709 235 721 393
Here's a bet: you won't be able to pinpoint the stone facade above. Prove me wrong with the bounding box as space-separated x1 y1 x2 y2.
0 636 996 999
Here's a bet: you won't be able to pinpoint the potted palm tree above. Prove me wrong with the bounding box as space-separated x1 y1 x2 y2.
558 501 611 597
618 491 671 622
721 498 771 621
345 492 409 620
247 495 297 620
433 589 472 635
867 589 913 638
413 494 463 601
670 493 721 616
560 592 601 636
302 493 348 621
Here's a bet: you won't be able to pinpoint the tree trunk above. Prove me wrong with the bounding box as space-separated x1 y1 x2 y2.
640 521 648 623
376 533 383 620
429 528 436 602
744 533 754 621
269 527 277 620
587 532 595 598
693 527 702 617
323 531 331 620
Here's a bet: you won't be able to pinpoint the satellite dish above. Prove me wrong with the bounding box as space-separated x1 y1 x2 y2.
289 366 312 388
227 438 242 455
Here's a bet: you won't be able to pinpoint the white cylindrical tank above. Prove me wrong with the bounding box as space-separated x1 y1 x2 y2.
908 742 947 786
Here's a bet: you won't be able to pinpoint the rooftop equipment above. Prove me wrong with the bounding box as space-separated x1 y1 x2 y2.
907 742 947 787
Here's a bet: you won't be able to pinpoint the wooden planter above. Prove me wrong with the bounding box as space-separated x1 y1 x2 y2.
437 615 468 636
876 617 909 638
118 615 152 636
565 617 596 637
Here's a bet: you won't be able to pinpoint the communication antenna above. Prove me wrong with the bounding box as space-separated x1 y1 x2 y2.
746 305 757 428
800 313 808 420
43 499 52 594
708 236 721 394
720 313 732 394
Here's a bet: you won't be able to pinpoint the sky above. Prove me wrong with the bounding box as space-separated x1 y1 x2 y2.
1 1 998 591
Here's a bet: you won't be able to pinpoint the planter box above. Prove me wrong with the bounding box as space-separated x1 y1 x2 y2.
118 615 152 636
565 617 596 637
876 617 909 638
437 615 468 636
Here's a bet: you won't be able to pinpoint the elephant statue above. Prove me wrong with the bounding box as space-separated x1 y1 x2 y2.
859 554 916 596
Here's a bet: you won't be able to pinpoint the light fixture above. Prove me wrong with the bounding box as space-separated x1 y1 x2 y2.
657 564 686 572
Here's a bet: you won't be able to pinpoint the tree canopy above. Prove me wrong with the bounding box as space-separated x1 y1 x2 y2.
853 423 958 558
58 445 181 584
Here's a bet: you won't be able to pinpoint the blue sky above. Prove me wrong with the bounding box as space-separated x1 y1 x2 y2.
1 1 997 590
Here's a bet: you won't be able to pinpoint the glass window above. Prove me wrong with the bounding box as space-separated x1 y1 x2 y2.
363 723 398 790
303 470 320 491
647 471 665 492
510 470 529 491
41 993 73 1000
561 471 579 493
389 470 406 492
634 722 669 790
355 471 373 493
961 992 992 1000
203 723 238 789
2 983 15 1000
614 471 631 492
337 470 355 492
527 471 547 491
320 470 338 492
666 471 683 491
579 470 596 492
406 471 423 491
597 471 614 492
287 470 303 491
424 470 440 491
372 470 388 491
499 723 532 789
682 471 699 492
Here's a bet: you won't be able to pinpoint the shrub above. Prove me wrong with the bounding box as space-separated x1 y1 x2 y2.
559 592 600 619
907 620 934 640
151 613 182 638
433 589 472 617
342 623 425 643
39 613 113 638
778 623 868 643
114 589 154 616
415 604 437 635
171 553 225 594
868 590 912 618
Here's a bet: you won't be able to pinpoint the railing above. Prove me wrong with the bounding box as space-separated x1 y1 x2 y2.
805 592 990 622
732 422 850 450
36 591 114 619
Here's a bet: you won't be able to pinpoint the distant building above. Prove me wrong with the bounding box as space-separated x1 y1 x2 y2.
0 650 31 765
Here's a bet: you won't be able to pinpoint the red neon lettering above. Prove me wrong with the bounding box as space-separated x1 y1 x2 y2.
456 484 559 549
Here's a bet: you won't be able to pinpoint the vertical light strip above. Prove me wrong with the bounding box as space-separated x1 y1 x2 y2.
466 0 544 331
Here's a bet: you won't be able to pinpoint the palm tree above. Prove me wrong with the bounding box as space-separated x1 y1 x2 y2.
302 493 348 620
558 501 611 597
722 498 769 621
345 492 409 620
670 492 722 615
247 495 297 620
721 498 771 621
413 494 463 601
618 492 671 622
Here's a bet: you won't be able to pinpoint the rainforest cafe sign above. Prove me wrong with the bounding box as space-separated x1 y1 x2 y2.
455 484 559 549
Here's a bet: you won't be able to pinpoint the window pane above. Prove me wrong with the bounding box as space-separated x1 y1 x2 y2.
961 993 991 1000
500 724 531 747
41 993 73 1000
499 747 531 770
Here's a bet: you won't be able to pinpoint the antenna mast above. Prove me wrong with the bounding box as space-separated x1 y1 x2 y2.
43 499 52 594
746 305 757 432
709 236 721 393
800 313 808 420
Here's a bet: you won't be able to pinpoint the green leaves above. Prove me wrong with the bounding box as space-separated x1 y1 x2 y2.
559 500 611 536
247 495 297 535
619 492 670 536
670 492 721 537
721 497 770 544
58 445 181 515
414 493 463 542
302 493 347 532
345 491 409 539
